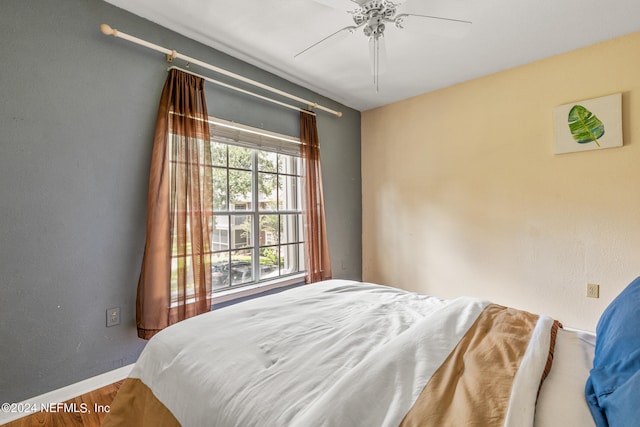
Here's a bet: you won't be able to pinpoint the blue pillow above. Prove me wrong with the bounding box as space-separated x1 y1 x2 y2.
585 276 640 427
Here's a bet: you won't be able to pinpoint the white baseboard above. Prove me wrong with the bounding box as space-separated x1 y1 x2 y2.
0 364 133 425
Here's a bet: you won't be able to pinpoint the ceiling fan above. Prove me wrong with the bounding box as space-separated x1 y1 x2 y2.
296 0 472 92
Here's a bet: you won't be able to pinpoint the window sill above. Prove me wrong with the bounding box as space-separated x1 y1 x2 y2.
210 273 306 305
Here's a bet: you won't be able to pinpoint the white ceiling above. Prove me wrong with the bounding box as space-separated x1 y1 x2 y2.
104 0 640 111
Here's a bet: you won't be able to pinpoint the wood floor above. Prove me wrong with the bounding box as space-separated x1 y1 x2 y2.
2 381 123 427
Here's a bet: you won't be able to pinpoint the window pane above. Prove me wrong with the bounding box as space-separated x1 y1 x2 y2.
258 151 278 172
259 247 280 280
229 145 252 170
281 243 303 275
279 175 302 211
211 142 227 167
231 214 252 249
280 214 302 244
280 153 301 175
230 249 253 286
258 172 278 211
211 215 229 251
229 170 252 209
259 214 279 246
170 255 195 299
211 252 230 290
171 257 179 298
213 167 228 211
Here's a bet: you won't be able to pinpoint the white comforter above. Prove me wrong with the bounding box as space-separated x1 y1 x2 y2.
123 279 555 427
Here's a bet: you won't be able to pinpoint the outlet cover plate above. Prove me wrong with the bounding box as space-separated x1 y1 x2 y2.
106 307 121 327
587 283 600 299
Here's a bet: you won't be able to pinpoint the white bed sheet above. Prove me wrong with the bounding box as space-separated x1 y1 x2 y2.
535 328 596 427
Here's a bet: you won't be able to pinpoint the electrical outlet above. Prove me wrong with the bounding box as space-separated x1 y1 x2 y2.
586 283 600 299
106 307 121 327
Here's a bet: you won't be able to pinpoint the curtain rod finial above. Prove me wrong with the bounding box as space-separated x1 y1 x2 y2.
100 24 117 36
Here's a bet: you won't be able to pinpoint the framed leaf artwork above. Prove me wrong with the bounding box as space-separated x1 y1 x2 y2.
553 93 623 154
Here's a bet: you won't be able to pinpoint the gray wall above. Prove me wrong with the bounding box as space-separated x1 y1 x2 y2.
0 0 361 403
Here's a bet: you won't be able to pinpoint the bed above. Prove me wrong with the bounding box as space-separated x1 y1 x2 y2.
103 279 601 427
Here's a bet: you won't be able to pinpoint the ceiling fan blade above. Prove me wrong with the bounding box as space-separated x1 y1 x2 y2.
294 25 359 58
394 13 472 38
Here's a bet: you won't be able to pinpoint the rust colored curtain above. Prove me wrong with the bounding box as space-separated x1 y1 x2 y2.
300 112 332 283
136 69 213 339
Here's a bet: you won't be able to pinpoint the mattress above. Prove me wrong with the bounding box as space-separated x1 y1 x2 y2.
535 328 596 427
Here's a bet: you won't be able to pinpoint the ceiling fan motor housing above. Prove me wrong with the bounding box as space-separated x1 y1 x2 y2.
353 0 398 35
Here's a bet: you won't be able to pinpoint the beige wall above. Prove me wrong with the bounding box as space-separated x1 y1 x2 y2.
362 31 640 331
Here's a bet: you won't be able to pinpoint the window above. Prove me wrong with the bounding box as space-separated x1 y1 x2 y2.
170 118 305 299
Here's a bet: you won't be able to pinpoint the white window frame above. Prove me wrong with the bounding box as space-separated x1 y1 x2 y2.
207 117 306 300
